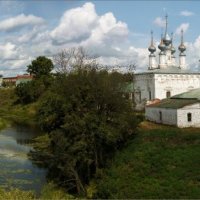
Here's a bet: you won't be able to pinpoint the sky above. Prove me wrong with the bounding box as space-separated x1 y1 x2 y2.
1 0 200 76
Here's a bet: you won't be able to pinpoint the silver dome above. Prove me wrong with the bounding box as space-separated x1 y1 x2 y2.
178 44 186 52
163 33 171 46
148 44 156 53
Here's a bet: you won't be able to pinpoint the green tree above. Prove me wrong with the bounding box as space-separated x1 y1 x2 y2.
27 56 53 78
30 68 140 196
15 57 54 104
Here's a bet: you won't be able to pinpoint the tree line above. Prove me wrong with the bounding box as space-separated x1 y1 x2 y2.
15 48 140 197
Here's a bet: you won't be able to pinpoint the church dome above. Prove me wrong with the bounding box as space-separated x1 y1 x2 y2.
148 44 156 53
179 29 186 53
158 35 166 52
178 43 186 52
148 31 156 54
163 33 171 46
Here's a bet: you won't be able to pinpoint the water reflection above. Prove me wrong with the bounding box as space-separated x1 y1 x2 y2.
0 125 46 193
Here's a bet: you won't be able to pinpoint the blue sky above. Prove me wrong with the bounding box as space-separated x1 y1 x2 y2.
0 0 200 75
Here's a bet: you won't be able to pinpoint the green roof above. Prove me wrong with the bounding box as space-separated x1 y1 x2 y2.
147 98 199 109
171 88 200 100
147 88 200 109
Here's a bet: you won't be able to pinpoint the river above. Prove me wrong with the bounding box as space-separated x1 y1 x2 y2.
0 125 47 194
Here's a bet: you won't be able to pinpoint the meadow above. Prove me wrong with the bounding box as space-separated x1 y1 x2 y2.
95 121 200 199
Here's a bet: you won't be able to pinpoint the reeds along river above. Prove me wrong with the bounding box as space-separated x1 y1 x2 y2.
0 125 46 194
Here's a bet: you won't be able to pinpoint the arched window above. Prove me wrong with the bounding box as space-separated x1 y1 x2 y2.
187 113 192 122
159 111 162 121
166 91 171 98
149 91 151 100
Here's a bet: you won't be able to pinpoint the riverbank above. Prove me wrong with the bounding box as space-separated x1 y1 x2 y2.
0 88 37 127
0 183 75 200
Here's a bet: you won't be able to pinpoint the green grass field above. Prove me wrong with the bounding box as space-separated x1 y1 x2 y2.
95 121 200 199
0 88 37 127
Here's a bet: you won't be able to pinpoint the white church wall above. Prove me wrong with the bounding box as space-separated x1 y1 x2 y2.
134 73 200 110
134 73 155 110
177 103 200 128
145 107 177 125
154 74 200 99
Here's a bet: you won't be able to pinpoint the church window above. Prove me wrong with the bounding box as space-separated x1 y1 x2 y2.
166 91 171 98
159 111 162 121
187 113 192 122
149 91 151 100
139 91 142 103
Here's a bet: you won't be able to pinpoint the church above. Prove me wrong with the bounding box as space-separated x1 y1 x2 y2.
134 15 200 110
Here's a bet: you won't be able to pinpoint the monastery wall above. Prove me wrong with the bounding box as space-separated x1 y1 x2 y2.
177 103 200 127
145 107 177 125
154 74 200 99
134 74 155 110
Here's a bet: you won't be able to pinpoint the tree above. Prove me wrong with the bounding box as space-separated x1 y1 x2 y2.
30 68 140 196
15 78 46 104
53 47 98 74
27 56 54 78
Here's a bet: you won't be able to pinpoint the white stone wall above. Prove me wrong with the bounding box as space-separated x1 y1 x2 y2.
179 55 186 70
145 107 177 125
154 74 200 99
134 73 200 109
134 74 155 110
177 103 200 127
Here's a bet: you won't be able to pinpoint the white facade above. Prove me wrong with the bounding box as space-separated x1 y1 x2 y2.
146 103 200 128
177 103 200 127
134 72 200 110
149 54 157 69
145 107 177 126
158 53 166 69
134 16 200 110
179 55 186 70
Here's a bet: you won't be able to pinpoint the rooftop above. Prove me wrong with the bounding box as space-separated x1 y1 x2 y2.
136 66 200 75
171 88 200 100
147 88 200 109
147 98 199 109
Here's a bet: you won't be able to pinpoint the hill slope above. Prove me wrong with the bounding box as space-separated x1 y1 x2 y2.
95 121 200 199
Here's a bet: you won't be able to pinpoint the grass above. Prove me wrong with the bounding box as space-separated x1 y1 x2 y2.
95 121 200 199
0 183 75 200
0 88 37 127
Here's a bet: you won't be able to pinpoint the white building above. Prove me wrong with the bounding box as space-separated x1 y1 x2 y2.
134 15 200 110
145 88 200 128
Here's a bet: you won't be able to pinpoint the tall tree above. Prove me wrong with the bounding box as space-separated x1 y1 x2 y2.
27 56 54 78
53 47 98 74
30 68 140 196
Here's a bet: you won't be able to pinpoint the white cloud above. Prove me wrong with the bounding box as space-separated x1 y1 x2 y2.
81 12 128 49
51 2 98 44
185 37 200 71
0 2 146 76
0 42 18 60
153 17 165 28
180 10 194 17
175 23 189 35
0 14 45 32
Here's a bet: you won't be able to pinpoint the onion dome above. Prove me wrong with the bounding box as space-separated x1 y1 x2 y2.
148 31 156 53
158 34 166 52
163 33 172 46
178 44 186 52
178 29 186 53
163 14 172 46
